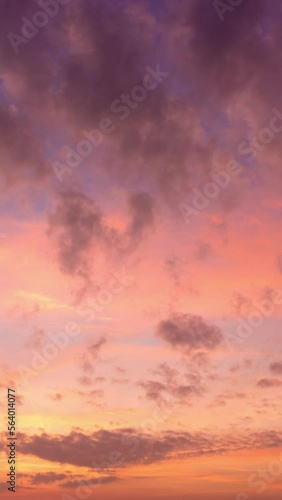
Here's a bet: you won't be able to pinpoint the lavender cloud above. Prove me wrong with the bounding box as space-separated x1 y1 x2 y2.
156 313 223 352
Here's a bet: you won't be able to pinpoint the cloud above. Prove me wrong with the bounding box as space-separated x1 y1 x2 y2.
270 362 282 375
28 472 68 485
49 393 63 402
126 191 154 245
193 242 213 261
47 190 153 293
156 313 223 352
78 337 107 377
139 380 167 402
164 255 182 288
0 0 215 210
230 292 253 316
52 0 161 130
257 378 282 388
17 471 116 489
140 362 204 405
209 392 246 408
78 376 93 387
184 0 276 111
112 378 129 385
12 428 282 470
47 191 111 280
115 366 126 374
152 362 179 382
76 389 104 406
0 104 49 189
2 0 282 210
25 328 46 349
89 337 107 357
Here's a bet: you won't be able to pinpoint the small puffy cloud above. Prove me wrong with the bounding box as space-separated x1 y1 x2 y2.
49 393 63 402
78 376 92 387
90 337 107 357
257 378 282 388
156 313 223 352
140 380 167 402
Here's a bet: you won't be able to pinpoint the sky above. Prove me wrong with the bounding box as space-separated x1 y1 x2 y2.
0 0 282 499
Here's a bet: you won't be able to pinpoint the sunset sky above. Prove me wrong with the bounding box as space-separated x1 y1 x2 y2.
0 0 282 499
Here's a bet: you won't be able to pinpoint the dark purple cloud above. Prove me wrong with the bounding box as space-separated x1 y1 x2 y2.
156 313 223 351
1 0 282 204
0 104 48 189
9 428 282 470
0 0 210 209
46 189 155 295
127 191 154 242
47 191 109 278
